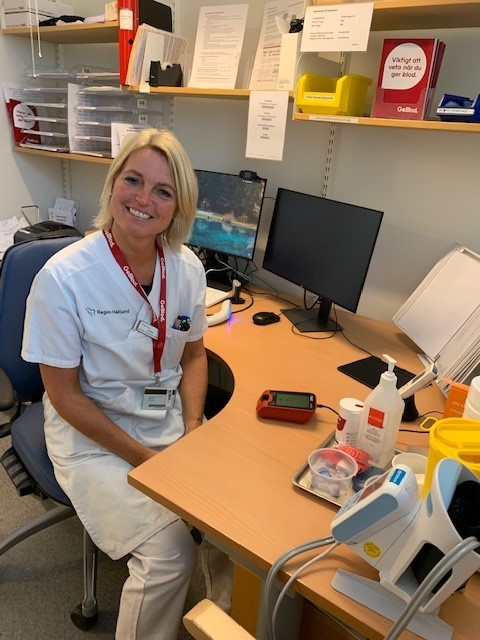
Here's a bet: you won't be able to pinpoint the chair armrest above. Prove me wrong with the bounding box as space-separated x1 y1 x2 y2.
0 367 16 412
183 599 255 640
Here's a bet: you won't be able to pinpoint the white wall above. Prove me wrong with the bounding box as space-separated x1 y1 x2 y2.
0 33 63 221
2 2 480 325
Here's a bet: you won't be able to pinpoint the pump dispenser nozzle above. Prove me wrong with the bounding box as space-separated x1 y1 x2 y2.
382 354 397 381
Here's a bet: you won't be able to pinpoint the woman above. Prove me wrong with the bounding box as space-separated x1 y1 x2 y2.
21 128 208 639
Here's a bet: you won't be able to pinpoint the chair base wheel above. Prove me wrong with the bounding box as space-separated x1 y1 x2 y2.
71 604 98 631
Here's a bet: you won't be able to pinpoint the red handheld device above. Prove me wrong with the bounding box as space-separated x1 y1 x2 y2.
256 390 316 424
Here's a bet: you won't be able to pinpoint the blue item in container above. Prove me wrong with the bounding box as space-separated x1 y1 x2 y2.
436 93 480 122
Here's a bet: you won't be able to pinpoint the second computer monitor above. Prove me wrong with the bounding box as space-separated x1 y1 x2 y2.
262 188 384 332
189 169 267 261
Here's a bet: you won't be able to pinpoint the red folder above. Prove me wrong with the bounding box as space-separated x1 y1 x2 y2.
118 0 139 85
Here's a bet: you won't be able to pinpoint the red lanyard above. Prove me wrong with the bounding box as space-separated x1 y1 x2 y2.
103 229 167 375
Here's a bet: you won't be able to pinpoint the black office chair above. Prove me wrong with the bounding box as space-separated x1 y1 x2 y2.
0 236 99 630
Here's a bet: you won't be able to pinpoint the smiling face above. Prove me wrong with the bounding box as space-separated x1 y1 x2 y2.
109 147 177 246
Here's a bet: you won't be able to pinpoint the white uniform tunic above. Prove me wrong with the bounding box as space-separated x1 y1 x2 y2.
22 231 207 560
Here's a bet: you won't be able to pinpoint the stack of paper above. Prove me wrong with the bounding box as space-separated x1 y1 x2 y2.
393 246 480 394
0 215 29 260
126 24 187 91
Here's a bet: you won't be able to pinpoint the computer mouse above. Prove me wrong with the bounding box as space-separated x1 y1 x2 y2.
252 311 280 326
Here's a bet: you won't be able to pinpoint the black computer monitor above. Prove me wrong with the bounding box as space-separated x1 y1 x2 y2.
188 169 267 286
262 188 384 332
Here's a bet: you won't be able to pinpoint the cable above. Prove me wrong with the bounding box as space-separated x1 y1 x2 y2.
339 327 375 357
316 403 341 418
271 541 341 640
262 535 335 640
215 255 260 285
384 536 480 640
205 265 230 279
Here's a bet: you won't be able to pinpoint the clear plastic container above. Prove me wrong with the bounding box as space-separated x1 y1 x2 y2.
308 448 358 498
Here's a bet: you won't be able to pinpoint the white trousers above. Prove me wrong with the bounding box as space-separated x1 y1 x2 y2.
115 519 197 640
198 538 234 613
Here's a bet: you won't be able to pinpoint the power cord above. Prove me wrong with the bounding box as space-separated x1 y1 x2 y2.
271 541 341 640
262 535 335 640
316 403 340 419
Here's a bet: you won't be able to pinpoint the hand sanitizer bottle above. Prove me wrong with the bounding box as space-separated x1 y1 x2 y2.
356 354 405 468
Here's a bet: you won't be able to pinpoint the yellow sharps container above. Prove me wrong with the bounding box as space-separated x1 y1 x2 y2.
423 417 480 496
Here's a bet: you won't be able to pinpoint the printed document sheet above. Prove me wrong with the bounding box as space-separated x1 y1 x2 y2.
245 90 289 161
249 0 304 90
188 4 249 89
301 2 374 53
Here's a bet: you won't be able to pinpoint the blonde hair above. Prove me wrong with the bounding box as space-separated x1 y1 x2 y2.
94 128 198 251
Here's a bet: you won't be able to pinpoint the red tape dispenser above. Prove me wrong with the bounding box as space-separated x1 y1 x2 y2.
256 390 316 424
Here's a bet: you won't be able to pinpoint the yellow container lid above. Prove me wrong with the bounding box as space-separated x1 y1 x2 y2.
423 417 480 495
430 418 480 463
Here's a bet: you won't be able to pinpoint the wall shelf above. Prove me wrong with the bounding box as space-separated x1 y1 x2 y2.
4 0 480 161
13 145 112 164
4 1 480 43
126 86 254 99
315 0 480 31
2 21 118 44
293 112 480 133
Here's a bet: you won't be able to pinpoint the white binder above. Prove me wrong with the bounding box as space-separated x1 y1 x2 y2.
393 245 480 392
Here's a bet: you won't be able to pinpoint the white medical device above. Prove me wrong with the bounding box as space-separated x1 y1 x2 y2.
398 359 438 400
207 299 232 327
332 465 420 547
331 459 480 640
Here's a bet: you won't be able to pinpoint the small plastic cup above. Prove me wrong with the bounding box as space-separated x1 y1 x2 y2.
392 452 428 493
308 448 358 498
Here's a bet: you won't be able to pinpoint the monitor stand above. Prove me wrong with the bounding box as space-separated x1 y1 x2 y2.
282 298 341 333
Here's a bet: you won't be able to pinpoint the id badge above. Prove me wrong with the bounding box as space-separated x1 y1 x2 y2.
135 319 159 340
142 387 176 410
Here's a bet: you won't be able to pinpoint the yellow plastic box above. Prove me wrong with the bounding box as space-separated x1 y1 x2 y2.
295 73 372 117
423 417 480 496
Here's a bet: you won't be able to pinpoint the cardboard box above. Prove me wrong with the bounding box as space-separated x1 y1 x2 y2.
277 33 301 91
3 0 73 27
443 380 469 418
104 2 118 22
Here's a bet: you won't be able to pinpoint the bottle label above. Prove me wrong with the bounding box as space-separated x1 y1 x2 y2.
367 407 385 428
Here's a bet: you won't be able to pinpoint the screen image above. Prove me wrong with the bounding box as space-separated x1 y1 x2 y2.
275 392 312 408
188 169 267 260
263 188 383 332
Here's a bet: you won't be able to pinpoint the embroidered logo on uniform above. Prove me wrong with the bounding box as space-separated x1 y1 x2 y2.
85 307 130 316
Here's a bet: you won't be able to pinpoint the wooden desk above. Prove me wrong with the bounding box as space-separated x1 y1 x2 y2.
128 295 479 640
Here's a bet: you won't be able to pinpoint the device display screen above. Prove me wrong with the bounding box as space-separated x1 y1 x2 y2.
273 392 313 409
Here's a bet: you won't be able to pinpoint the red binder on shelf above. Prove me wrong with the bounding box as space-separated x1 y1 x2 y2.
118 0 139 85
118 1 173 86
371 38 445 120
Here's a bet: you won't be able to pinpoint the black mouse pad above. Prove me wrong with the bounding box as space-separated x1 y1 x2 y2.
338 355 415 390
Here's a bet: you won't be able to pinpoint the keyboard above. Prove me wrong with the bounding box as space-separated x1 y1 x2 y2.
205 286 231 308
